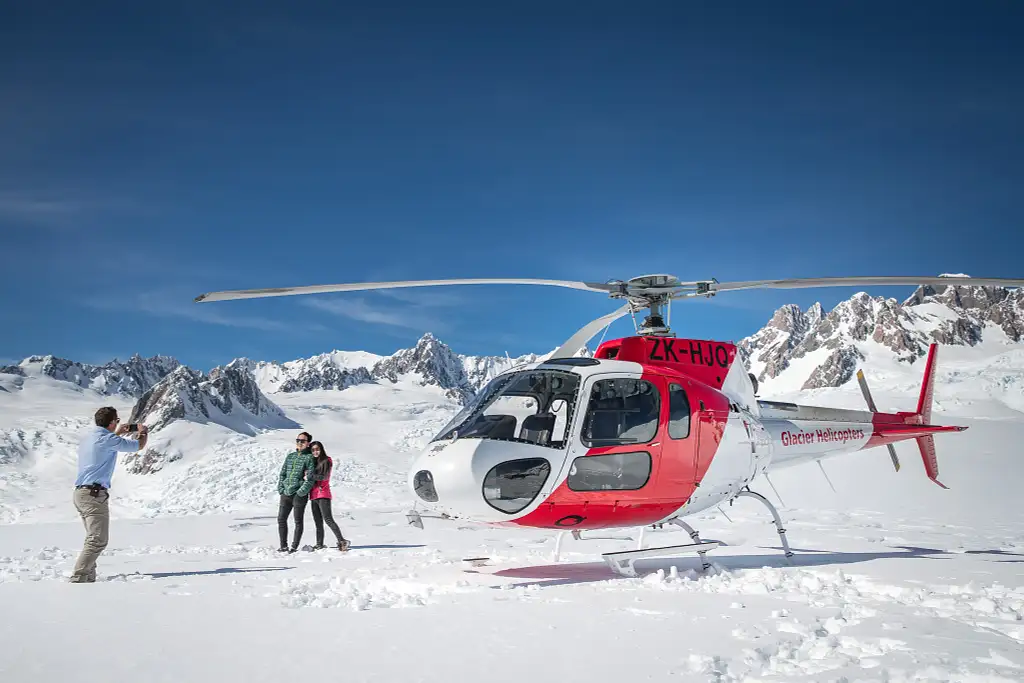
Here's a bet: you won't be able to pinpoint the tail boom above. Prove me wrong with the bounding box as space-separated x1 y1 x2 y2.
763 344 965 488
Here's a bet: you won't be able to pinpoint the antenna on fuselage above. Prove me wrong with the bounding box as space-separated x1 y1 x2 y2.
816 460 837 493
763 473 786 508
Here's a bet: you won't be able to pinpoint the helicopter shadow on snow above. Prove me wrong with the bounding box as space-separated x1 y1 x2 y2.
491 545 1024 589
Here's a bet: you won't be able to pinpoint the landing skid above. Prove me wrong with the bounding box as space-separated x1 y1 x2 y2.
552 488 794 577
603 540 722 578
405 508 451 529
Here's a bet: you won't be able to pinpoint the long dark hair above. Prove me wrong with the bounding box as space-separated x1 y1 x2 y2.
310 441 331 479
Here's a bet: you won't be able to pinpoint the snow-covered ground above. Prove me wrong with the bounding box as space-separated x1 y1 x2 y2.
2 358 1024 681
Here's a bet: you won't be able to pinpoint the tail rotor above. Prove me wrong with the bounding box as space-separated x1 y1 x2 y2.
856 368 901 472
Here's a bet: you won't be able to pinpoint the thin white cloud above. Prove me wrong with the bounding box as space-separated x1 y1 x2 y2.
302 296 448 332
86 289 309 333
373 287 466 307
0 195 83 219
0 192 142 229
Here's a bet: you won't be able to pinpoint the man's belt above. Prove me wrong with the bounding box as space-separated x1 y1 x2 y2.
75 483 108 496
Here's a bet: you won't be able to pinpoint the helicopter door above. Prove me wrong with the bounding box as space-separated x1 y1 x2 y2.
654 381 699 498
550 373 663 502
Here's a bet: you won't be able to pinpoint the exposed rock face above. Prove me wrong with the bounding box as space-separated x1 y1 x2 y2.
128 364 297 435
741 278 1024 390
801 346 865 390
88 355 181 397
738 303 822 379
905 284 1024 343
128 367 210 432
277 363 371 393
462 352 544 395
6 354 179 397
121 448 183 475
205 360 286 419
368 333 563 404
371 333 474 402
239 353 375 394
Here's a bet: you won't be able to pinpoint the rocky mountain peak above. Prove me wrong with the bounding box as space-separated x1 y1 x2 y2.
903 280 1024 343
741 280 1024 393
371 333 471 402
904 283 1010 310
129 363 296 435
2 353 180 397
767 304 808 333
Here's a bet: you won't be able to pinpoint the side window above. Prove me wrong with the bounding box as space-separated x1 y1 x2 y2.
581 378 660 446
567 452 652 491
668 383 691 439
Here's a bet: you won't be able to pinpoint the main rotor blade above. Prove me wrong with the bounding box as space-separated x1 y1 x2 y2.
195 278 616 303
704 276 1024 294
548 303 634 360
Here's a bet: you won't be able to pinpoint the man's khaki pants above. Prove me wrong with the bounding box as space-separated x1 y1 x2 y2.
71 487 109 583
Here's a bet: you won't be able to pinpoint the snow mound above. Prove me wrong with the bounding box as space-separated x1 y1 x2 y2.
277 575 440 610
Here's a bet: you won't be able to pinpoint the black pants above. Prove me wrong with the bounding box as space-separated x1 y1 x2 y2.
310 497 346 546
278 494 308 549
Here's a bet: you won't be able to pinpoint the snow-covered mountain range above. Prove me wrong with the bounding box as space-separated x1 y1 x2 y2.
0 354 180 398
739 281 1024 394
0 333 549 439
3 279 1024 439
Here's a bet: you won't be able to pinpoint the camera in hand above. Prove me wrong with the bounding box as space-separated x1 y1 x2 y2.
126 423 139 432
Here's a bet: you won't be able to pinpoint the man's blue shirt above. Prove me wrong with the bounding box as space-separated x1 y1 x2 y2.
75 426 140 488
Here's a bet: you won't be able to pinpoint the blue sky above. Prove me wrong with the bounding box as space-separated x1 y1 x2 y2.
2 2 1021 369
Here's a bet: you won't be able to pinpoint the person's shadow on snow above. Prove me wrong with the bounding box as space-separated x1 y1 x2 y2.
143 566 294 579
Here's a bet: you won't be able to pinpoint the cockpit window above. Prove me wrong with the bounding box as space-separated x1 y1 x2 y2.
581 378 660 446
431 370 581 449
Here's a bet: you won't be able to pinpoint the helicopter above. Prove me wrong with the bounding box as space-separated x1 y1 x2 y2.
195 274 1024 576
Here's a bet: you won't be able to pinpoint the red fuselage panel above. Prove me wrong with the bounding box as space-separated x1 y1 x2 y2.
508 363 732 530
596 336 738 391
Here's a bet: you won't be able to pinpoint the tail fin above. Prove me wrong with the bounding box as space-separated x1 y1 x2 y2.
915 343 939 427
913 344 948 489
867 343 964 488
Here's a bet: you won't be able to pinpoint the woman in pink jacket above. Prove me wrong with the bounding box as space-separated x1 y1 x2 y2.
309 441 350 551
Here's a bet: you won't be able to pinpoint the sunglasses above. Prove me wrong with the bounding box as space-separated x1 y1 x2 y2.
296 438 308 443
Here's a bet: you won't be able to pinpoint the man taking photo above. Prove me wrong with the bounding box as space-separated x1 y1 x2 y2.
70 406 148 583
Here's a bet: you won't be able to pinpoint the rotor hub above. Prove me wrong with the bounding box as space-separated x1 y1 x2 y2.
604 274 690 337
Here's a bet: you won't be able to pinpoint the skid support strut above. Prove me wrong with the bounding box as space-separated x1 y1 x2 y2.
736 490 793 558
669 519 713 571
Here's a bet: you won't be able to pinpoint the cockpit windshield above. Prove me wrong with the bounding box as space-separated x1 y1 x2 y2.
431 370 581 449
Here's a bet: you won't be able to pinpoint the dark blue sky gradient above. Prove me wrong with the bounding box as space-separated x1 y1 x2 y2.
1 2 1021 368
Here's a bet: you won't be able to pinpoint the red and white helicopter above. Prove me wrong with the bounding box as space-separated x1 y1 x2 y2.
196 274 1024 575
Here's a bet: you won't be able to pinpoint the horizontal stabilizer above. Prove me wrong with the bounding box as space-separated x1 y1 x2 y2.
864 344 964 488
